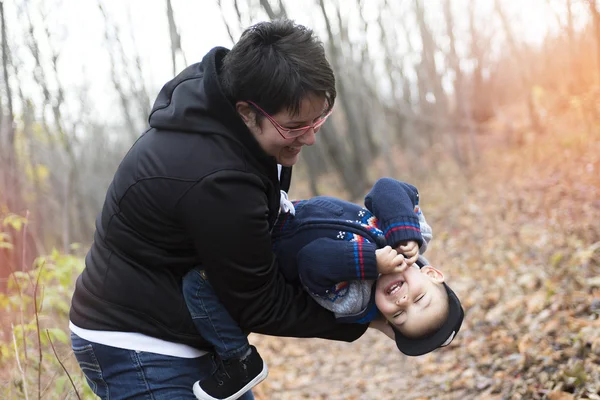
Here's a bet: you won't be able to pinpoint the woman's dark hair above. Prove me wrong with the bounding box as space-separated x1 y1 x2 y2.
221 19 336 117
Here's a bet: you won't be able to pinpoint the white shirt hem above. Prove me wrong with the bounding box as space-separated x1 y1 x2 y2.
69 321 207 359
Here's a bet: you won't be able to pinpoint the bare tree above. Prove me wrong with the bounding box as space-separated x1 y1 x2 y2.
166 0 187 76
317 0 369 199
347 0 380 164
23 0 75 251
414 0 448 116
217 0 238 43
0 0 19 212
444 0 480 169
588 0 600 85
259 0 287 19
565 0 581 93
98 1 142 143
256 0 370 197
126 6 152 122
494 0 544 135
468 0 494 125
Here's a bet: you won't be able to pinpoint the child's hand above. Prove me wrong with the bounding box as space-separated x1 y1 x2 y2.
376 246 407 274
396 240 419 266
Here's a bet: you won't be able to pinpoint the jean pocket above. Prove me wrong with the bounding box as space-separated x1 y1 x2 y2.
72 342 108 398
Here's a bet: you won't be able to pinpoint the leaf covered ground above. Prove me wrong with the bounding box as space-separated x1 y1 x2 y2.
250 112 600 400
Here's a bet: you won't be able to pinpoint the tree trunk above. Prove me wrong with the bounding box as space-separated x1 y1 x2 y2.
494 0 544 135
217 0 237 43
166 0 182 76
414 0 448 115
444 0 471 170
259 0 287 20
318 0 369 196
589 0 600 86
0 0 19 212
299 146 322 197
318 121 365 200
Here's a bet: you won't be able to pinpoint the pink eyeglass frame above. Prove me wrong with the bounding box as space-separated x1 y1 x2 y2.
247 100 333 139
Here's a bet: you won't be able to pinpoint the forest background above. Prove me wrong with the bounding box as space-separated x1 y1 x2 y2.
0 0 599 399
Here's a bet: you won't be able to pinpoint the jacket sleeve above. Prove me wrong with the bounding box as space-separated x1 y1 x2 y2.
177 170 368 342
364 178 423 248
312 281 380 324
297 237 379 295
416 203 433 254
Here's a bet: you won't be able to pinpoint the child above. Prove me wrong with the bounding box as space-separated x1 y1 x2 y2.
184 178 464 400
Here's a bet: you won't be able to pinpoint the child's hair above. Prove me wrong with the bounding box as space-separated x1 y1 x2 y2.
393 281 464 357
395 284 449 339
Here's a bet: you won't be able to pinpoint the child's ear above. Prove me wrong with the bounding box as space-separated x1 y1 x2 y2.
421 266 445 283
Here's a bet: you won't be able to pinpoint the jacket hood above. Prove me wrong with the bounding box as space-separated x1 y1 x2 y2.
148 47 271 162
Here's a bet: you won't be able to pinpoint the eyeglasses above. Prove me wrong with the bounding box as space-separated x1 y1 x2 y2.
247 101 332 139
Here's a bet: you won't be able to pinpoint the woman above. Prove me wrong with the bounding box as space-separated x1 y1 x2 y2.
69 20 386 399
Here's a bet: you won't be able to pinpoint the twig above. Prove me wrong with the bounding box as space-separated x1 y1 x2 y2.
21 210 32 363
22 210 30 273
46 330 81 400
39 367 61 398
39 344 73 397
12 323 30 400
33 260 44 399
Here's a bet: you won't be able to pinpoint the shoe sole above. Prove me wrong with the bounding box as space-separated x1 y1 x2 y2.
192 363 269 400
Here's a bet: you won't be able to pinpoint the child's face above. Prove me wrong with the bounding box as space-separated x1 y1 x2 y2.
375 265 449 338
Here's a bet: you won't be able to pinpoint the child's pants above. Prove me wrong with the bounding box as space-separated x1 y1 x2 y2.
182 267 251 360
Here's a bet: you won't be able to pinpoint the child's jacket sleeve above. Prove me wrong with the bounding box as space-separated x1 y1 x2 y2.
416 203 432 254
296 237 380 323
364 178 424 248
297 237 379 295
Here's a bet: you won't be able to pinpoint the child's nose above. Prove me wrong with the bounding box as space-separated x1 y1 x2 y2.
395 295 408 306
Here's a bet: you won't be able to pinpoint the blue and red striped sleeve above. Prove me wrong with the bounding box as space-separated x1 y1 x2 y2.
297 237 378 296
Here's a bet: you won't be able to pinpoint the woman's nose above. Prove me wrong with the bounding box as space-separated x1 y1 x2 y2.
296 127 316 146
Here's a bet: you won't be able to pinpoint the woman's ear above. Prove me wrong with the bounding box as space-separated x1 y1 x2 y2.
421 266 445 283
236 101 255 127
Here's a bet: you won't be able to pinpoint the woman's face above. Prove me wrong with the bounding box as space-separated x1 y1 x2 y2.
237 93 328 167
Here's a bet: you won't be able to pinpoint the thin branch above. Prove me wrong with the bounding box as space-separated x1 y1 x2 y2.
217 0 236 44
20 210 34 363
46 330 81 400
276 0 287 18
166 0 187 73
233 0 244 28
12 323 29 400
259 0 278 20
97 0 140 142
125 5 152 120
33 259 44 399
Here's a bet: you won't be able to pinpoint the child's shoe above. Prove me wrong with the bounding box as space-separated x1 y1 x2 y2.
193 346 268 400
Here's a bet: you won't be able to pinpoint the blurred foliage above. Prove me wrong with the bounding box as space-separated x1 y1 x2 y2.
0 215 95 399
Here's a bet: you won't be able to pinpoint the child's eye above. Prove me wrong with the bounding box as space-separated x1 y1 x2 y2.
416 294 425 303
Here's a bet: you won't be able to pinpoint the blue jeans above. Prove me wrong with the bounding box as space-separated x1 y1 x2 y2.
70 332 254 399
182 267 250 360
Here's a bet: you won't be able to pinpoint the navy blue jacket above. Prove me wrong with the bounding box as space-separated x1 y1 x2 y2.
272 178 427 323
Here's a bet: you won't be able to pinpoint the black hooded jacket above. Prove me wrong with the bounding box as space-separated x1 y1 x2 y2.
69 47 368 349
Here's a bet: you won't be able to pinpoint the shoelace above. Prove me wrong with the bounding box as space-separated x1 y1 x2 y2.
212 356 231 386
